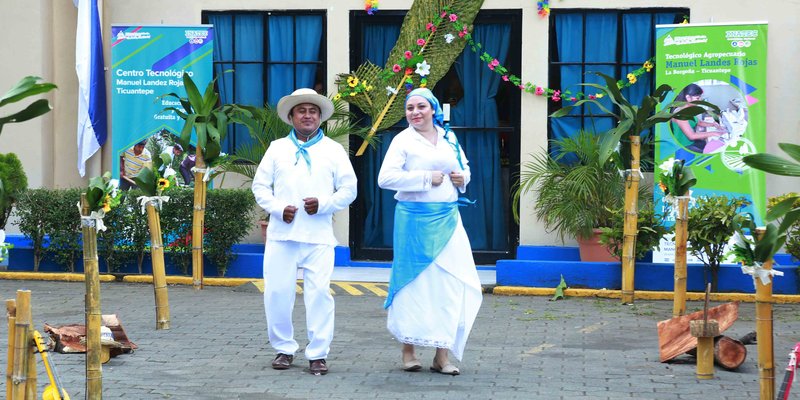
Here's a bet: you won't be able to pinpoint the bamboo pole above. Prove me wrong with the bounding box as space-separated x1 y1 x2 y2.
24 342 36 400
754 227 774 399
81 194 103 399
620 136 641 304
11 290 30 399
146 201 171 330
6 299 16 400
192 146 206 290
672 197 690 317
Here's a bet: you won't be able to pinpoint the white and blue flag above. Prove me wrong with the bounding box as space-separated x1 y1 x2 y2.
75 0 107 176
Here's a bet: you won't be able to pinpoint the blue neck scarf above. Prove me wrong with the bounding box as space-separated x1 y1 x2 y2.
289 128 324 171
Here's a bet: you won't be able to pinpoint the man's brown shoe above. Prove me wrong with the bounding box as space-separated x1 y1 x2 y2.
271 353 293 370
309 359 328 375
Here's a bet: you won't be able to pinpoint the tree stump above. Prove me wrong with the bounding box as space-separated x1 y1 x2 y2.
714 336 747 370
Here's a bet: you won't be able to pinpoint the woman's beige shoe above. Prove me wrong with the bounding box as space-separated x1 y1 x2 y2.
430 360 460 375
402 356 422 371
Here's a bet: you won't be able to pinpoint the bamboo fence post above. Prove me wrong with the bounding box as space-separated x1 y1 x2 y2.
192 146 206 290
11 290 31 399
81 194 103 399
672 196 690 317
6 299 16 400
621 136 641 304
753 227 775 399
146 201 171 330
24 343 36 400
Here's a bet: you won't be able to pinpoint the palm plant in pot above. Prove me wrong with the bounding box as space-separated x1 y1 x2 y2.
0 153 28 267
513 130 626 261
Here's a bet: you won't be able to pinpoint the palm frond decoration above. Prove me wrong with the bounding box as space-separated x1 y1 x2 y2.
335 0 485 156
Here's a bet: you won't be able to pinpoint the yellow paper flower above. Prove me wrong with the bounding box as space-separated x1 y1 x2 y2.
366 85 373 91
627 73 637 84
347 76 359 87
658 182 667 193
334 94 342 100
596 93 604 98
103 202 111 213
643 61 654 72
158 178 170 190
349 92 357 96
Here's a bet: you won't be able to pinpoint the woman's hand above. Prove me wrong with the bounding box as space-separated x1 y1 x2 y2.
431 171 444 186
449 171 464 187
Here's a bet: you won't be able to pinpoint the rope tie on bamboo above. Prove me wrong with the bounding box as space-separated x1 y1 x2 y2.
76 202 107 232
741 262 783 288
191 166 215 182
619 169 644 180
137 196 170 214
664 195 695 220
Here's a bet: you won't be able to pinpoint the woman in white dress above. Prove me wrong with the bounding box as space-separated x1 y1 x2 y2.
378 88 482 375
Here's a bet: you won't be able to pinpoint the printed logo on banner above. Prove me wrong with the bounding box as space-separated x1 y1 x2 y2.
663 34 708 46
185 30 209 44
115 30 151 41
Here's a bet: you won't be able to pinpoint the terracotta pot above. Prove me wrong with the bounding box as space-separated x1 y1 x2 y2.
576 228 620 262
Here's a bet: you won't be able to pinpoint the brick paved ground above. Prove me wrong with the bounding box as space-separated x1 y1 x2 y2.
2 279 799 399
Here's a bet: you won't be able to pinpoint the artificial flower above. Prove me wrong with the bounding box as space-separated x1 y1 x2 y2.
502 75 509 81
570 97 577 102
643 60 654 72
659 157 677 173
518 84 525 90
627 73 637 84
449 14 458 22
404 83 413 91
596 93 604 98
588 94 596 100
158 178 170 190
405 67 413 75
444 33 455 43
535 87 544 95
440 11 447 18
386 86 398 95
404 51 413 59
347 76 359 87
416 38 426 46
392 64 401 73
334 94 342 100
415 60 431 77
458 26 468 38
420 82 427 88
426 23 436 32
349 92 357 96
366 85 373 91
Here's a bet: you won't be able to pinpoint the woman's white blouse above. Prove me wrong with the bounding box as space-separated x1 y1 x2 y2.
378 126 470 203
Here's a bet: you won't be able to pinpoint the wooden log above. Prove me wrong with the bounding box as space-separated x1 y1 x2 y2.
621 136 641 304
714 336 747 370
657 302 739 362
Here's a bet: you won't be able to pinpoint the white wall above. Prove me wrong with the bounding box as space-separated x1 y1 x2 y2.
1 0 798 247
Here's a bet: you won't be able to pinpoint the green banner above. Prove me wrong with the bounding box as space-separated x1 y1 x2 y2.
654 22 767 229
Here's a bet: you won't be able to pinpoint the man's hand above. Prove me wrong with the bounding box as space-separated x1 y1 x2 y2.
283 205 298 223
303 197 319 215
449 171 464 187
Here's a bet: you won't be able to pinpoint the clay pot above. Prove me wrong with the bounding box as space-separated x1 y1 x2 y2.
576 228 620 262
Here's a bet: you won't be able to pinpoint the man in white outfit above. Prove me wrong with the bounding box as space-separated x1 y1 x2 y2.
251 88 357 375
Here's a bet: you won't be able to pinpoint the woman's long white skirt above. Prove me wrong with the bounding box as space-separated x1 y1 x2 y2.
386 222 482 361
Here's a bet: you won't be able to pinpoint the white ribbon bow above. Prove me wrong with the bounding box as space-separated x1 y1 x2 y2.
664 195 695 220
618 169 645 180
191 166 215 182
741 263 784 288
137 196 170 214
76 202 107 232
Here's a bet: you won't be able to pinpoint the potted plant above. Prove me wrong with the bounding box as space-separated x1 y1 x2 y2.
0 153 28 268
513 130 630 261
687 195 751 291
0 76 56 135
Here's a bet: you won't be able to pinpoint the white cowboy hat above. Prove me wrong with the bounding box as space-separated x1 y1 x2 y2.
276 88 334 125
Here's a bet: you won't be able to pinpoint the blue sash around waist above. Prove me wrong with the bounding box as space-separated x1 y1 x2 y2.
384 201 458 309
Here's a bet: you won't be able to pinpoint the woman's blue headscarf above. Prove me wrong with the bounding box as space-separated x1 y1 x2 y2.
405 88 445 129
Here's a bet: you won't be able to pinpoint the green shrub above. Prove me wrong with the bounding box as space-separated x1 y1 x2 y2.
768 193 800 260
14 186 255 275
687 195 751 291
0 153 28 230
599 201 671 260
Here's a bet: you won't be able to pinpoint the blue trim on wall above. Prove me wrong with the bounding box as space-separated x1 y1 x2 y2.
497 245 800 294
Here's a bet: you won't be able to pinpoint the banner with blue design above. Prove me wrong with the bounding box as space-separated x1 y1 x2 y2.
653 22 767 263
110 25 213 182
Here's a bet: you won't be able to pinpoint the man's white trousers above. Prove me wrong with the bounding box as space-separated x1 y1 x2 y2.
262 240 335 360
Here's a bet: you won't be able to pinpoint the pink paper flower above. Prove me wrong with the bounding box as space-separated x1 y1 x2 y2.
404 51 413 59
440 11 447 18
487 62 495 71
502 75 509 81
518 84 526 90
417 38 426 46
490 59 500 67
405 67 413 75
392 64 401 73
449 14 458 22
588 94 596 100
535 87 544 95
426 23 436 32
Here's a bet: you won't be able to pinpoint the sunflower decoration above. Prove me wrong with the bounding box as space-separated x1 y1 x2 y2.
86 172 121 214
